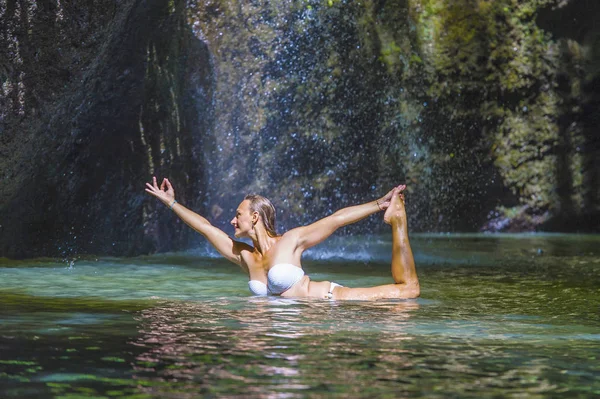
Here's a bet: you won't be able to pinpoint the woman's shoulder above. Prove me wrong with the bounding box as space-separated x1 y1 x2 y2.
279 228 301 242
273 230 302 255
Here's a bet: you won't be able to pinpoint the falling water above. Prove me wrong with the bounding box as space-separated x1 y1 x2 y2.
188 0 497 233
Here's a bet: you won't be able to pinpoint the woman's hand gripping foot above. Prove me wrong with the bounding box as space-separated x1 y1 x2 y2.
383 186 407 226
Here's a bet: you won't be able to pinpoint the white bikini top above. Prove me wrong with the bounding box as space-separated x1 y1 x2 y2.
267 263 305 295
248 280 268 296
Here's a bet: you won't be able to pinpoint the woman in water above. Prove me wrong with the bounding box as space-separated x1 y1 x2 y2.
145 177 419 300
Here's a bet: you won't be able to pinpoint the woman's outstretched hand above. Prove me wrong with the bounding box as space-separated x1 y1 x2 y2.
377 184 406 211
145 176 175 206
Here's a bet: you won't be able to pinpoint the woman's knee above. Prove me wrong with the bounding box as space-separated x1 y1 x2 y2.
398 282 420 299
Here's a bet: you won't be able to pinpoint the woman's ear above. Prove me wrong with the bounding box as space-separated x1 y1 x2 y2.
252 211 259 224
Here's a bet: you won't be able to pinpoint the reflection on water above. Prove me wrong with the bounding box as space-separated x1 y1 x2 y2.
130 299 420 398
1 234 599 398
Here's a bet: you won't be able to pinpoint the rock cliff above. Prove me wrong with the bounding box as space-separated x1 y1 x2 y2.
1 0 597 258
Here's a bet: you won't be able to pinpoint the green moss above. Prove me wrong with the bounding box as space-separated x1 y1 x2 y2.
0 360 38 365
101 357 126 363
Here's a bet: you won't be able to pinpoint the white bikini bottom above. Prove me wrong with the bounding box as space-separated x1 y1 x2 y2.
324 282 343 299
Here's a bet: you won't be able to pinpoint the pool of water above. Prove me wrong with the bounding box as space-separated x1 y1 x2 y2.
1 234 599 398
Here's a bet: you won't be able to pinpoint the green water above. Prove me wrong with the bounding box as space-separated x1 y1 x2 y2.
1 234 599 398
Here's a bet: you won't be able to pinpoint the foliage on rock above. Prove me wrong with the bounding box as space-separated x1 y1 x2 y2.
1 0 597 258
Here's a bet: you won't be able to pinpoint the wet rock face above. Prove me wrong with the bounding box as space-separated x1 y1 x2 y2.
1 0 598 259
1 0 213 258
192 0 599 234
534 0 600 232
188 0 500 233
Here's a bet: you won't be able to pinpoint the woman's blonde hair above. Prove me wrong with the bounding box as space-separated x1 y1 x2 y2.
244 194 278 237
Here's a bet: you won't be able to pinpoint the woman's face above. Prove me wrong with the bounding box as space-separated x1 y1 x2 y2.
231 200 255 238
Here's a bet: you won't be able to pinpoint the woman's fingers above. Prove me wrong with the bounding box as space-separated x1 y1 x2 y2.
381 188 394 203
146 177 175 206
146 180 168 197
145 183 161 196
146 178 173 193
165 179 175 198
145 188 159 197
384 184 405 199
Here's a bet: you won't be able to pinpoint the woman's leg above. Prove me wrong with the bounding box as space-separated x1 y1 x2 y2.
333 189 420 300
385 189 419 289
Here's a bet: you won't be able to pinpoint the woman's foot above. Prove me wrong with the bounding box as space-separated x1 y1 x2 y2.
383 187 407 226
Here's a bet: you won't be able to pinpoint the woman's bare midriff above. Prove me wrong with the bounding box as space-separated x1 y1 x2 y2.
280 276 331 298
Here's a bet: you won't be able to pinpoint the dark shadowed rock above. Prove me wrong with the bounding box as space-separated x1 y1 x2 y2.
1 0 598 259
0 0 213 258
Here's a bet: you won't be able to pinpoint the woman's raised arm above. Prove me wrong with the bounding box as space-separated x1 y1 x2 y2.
145 177 250 266
293 185 405 251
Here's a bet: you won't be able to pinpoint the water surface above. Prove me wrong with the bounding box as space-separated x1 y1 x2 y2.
1 234 599 398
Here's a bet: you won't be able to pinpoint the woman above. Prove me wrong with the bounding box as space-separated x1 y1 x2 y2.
145 177 419 300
